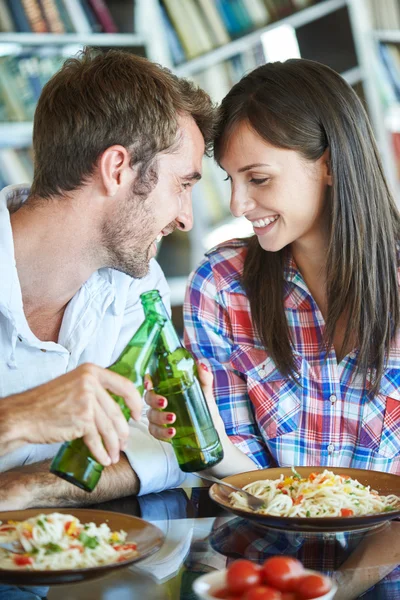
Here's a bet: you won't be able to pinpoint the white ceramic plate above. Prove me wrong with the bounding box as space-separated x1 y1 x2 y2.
193 567 337 600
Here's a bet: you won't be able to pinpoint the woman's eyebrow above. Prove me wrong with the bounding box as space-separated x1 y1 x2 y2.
238 163 271 173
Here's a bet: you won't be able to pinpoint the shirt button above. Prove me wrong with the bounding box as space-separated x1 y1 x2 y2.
294 372 300 379
41 349 47 353
258 368 266 378
329 394 337 404
327 443 335 453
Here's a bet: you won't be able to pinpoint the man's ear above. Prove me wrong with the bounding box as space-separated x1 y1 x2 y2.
99 145 132 196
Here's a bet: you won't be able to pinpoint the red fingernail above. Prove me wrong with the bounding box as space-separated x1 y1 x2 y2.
158 398 166 408
166 413 174 422
200 363 209 372
168 428 175 436
144 379 150 391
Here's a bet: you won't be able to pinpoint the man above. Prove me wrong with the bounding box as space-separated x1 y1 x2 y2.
0 48 215 509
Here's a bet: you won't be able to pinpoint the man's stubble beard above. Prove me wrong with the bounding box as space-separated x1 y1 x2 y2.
101 193 155 279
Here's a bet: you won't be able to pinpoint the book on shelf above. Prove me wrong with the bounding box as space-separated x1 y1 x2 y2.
40 0 66 33
21 0 48 33
378 43 400 104
87 0 117 33
5 0 32 32
367 0 400 30
62 0 91 33
0 0 14 31
0 53 63 121
196 0 230 46
0 0 119 33
161 0 317 65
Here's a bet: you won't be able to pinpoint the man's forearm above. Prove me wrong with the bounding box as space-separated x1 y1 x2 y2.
0 454 140 510
0 393 31 457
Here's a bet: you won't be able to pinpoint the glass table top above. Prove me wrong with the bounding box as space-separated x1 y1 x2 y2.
0 486 399 600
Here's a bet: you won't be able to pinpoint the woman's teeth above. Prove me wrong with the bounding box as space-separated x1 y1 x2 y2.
156 233 163 243
252 215 279 228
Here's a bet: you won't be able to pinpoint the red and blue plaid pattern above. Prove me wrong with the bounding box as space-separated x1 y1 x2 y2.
184 239 400 474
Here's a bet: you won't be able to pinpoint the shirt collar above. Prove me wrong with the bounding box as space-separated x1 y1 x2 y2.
0 185 28 324
0 184 120 347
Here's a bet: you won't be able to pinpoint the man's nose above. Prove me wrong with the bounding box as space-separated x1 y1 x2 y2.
175 200 193 232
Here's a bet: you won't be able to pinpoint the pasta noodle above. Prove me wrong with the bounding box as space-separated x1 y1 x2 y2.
0 512 138 570
229 469 400 517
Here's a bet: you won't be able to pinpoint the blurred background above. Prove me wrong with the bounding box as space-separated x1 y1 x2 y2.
1 0 399 324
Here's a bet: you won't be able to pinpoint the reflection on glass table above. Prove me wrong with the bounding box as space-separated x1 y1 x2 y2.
0 486 398 600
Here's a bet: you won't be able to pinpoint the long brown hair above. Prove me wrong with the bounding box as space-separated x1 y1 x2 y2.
31 48 215 200
214 59 400 394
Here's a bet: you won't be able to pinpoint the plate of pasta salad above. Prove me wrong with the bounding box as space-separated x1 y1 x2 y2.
209 467 400 532
0 508 163 585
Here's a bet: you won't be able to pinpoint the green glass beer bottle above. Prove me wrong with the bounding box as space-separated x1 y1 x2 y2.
141 290 224 472
50 313 165 492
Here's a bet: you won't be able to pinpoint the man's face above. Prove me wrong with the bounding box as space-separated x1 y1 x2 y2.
103 115 205 278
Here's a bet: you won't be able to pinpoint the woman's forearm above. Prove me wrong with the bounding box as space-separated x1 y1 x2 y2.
204 433 258 478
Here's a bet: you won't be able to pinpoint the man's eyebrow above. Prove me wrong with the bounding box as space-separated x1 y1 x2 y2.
238 163 271 173
182 171 202 181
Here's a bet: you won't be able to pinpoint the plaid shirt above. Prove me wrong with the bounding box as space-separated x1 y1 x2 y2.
184 239 400 474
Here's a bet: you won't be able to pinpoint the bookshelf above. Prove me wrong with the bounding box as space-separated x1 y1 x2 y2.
353 0 400 200
0 0 398 306
174 0 348 77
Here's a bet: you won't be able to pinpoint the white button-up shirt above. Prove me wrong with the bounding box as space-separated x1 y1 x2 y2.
0 184 186 494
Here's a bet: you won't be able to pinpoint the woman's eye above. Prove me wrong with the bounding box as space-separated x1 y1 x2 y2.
182 183 191 190
223 175 231 182
250 177 269 185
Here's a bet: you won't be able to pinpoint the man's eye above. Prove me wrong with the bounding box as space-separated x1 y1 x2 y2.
223 175 231 182
250 177 269 185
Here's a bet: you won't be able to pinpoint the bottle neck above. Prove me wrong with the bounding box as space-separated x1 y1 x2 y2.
141 293 181 353
109 315 164 392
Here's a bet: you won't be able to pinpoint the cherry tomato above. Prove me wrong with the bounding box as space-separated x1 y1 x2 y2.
340 508 354 517
0 525 16 532
64 520 73 532
212 588 241 599
13 554 34 567
114 543 138 552
297 574 331 599
22 529 33 539
262 556 304 592
243 586 283 600
227 559 262 594
281 594 298 600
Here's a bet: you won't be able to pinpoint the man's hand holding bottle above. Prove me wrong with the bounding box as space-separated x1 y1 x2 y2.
0 363 142 466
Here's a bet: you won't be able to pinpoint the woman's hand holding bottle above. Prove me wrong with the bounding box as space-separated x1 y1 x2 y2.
145 361 258 477
145 361 225 441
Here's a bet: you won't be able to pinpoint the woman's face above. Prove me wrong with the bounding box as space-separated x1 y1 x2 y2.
219 120 332 254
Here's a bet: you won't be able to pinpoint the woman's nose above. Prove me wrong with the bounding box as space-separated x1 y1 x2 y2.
230 187 254 218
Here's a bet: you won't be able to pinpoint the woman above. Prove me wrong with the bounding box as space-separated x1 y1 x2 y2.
146 58 400 476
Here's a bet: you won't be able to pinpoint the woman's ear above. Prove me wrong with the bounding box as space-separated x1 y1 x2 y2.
322 149 332 187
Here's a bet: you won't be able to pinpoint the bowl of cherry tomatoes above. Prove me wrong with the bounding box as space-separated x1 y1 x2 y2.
193 556 337 600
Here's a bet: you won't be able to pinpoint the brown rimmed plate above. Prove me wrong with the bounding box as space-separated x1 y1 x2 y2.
0 508 164 585
209 467 400 533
